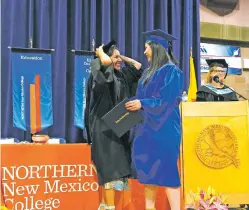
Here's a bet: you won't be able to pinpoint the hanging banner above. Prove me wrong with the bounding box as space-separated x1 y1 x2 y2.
11 48 53 134
200 43 242 75
74 51 94 129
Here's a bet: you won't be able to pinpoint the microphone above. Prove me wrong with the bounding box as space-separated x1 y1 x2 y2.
212 75 247 100
213 75 222 84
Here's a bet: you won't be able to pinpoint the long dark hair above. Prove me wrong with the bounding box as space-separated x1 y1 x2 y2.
142 41 178 86
168 42 179 65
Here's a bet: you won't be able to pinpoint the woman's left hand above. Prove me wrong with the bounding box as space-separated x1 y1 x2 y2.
95 44 104 57
125 100 142 111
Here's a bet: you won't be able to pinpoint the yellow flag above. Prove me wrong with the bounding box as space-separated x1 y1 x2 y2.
188 56 197 102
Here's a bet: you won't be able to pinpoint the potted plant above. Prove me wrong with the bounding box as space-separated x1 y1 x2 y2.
185 186 228 210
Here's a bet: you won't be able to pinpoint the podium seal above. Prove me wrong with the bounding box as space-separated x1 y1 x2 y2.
196 124 239 169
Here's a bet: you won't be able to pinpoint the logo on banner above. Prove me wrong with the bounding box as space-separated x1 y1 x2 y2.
196 124 239 169
200 45 207 54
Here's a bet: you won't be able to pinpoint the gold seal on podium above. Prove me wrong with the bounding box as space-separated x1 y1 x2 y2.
196 124 239 169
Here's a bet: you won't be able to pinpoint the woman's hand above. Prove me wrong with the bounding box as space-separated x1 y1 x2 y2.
125 100 142 111
95 44 112 66
119 55 142 70
95 44 104 57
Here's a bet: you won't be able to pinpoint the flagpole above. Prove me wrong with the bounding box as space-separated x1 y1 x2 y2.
92 39 95 51
29 37 33 49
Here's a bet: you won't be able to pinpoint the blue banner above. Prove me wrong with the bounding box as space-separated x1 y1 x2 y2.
74 51 94 129
11 49 53 133
200 43 242 75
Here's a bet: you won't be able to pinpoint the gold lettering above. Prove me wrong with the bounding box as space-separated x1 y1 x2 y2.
115 112 130 124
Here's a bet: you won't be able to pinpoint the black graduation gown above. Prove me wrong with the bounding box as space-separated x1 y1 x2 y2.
84 58 142 185
196 84 238 102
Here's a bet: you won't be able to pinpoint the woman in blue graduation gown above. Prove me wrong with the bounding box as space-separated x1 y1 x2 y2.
125 29 183 210
84 41 142 210
196 59 238 102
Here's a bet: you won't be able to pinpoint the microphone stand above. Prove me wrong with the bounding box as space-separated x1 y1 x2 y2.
216 80 248 100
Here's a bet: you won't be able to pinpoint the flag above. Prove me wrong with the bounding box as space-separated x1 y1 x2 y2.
73 50 94 129
188 56 198 102
11 49 53 133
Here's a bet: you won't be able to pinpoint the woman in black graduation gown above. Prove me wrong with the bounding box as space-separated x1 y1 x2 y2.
196 59 238 102
84 41 142 210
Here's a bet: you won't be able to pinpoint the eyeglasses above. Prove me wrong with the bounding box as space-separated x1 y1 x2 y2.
212 70 226 73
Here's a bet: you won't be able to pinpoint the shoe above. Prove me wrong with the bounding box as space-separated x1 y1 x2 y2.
105 205 115 209
97 203 107 210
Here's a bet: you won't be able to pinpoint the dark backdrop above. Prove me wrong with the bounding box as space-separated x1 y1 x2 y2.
1 0 200 142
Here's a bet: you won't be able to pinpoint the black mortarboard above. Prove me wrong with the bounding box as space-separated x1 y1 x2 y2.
103 40 117 54
101 98 144 138
142 29 177 49
206 59 229 68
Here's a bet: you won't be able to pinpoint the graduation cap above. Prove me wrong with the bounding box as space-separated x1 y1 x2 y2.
103 40 117 54
142 29 177 49
206 59 228 68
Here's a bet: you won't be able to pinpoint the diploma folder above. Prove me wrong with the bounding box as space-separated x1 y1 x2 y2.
101 98 144 138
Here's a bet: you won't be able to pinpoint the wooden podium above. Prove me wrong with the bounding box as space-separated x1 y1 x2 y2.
181 101 249 205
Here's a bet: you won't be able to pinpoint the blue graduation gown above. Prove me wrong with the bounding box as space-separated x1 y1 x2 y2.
131 62 183 187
